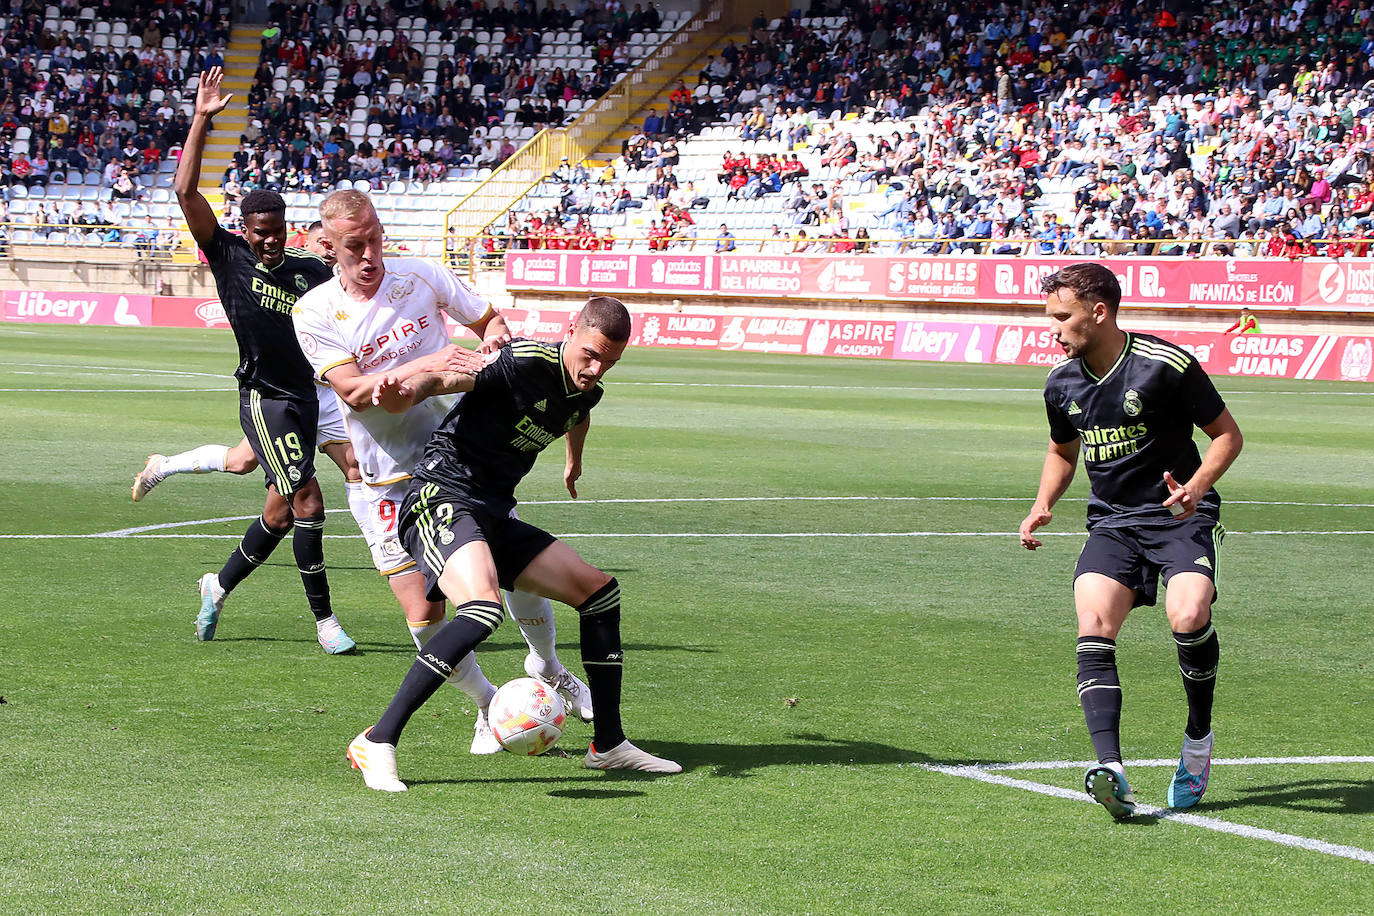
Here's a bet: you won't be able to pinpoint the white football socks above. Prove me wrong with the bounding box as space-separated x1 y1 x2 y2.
161 444 229 476
344 480 371 536
450 651 498 708
408 620 442 649
504 589 559 679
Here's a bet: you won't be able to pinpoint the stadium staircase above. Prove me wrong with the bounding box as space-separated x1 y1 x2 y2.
160 24 258 264
446 2 731 251
200 27 261 217
580 29 749 171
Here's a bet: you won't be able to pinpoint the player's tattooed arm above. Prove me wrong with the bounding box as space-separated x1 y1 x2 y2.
370 370 476 413
417 343 486 374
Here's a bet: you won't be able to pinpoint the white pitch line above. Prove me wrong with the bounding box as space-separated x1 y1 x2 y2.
982 755 1374 772
925 764 1374 865
9 361 227 380
517 496 1374 509
93 514 276 537
84 495 1374 540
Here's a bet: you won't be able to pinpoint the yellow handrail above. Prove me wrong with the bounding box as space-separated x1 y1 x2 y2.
445 1 732 262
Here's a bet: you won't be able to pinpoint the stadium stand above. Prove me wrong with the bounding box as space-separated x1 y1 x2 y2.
10 0 1374 265
489 0 1374 260
0 0 231 256
220 0 694 256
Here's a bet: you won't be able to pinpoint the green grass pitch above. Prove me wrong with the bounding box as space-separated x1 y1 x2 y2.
1 324 1371 914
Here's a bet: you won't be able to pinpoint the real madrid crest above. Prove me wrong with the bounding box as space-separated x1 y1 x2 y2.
295 274 308 290
1123 389 1142 417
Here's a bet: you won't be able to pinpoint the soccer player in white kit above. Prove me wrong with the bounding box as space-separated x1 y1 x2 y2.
292 189 592 753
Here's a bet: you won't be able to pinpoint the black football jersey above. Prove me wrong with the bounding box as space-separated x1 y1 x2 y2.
415 339 604 511
1043 332 1227 529
201 226 332 399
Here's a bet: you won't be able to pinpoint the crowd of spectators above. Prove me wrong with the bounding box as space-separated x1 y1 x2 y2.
0 0 230 205
492 0 1374 257
231 0 669 195
701 0 1374 255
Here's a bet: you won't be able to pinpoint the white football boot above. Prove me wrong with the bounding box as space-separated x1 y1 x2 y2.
584 739 682 774
471 706 503 755
347 729 407 792
131 454 167 502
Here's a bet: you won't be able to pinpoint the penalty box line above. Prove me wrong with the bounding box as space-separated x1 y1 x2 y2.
924 760 1374 866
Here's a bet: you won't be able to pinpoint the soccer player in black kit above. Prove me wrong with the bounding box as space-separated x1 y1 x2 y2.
176 68 355 653
1019 263 1244 819
345 297 680 791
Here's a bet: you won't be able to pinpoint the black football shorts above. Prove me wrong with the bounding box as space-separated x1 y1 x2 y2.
238 388 319 497
399 481 557 601
1074 516 1226 608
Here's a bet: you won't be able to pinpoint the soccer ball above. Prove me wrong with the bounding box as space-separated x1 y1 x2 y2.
489 677 567 755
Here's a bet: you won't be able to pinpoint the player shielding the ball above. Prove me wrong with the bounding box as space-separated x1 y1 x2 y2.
347 297 680 792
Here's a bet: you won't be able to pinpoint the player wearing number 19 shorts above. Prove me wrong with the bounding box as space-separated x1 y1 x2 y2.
174 68 353 654
292 189 592 753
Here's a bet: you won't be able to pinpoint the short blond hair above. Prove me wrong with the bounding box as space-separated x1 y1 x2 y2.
319 188 375 225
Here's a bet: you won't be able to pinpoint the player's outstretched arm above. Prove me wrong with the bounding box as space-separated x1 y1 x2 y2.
175 67 233 248
371 371 475 413
563 416 590 498
1020 438 1080 550
1162 408 1243 520
323 345 485 410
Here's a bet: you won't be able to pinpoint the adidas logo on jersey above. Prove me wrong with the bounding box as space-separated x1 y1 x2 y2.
1194 556 1213 570
1067 400 1082 415
533 399 548 411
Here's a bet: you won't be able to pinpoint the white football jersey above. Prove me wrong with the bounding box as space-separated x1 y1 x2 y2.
292 257 493 486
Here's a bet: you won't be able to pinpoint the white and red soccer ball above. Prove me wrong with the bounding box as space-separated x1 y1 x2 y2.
489 677 566 755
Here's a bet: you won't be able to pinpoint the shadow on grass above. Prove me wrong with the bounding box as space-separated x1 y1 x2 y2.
547 788 646 800
415 733 983 788
1198 778 1374 815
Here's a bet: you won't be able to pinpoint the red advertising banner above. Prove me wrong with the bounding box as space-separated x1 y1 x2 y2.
4 290 153 326
505 252 1342 313
10 287 1370 383
151 295 230 329
986 323 1373 381
1300 259 1374 311
491 303 1373 382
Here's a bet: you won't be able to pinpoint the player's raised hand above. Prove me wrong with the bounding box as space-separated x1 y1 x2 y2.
195 67 233 119
371 374 414 412
1019 506 1053 550
1162 471 1195 519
